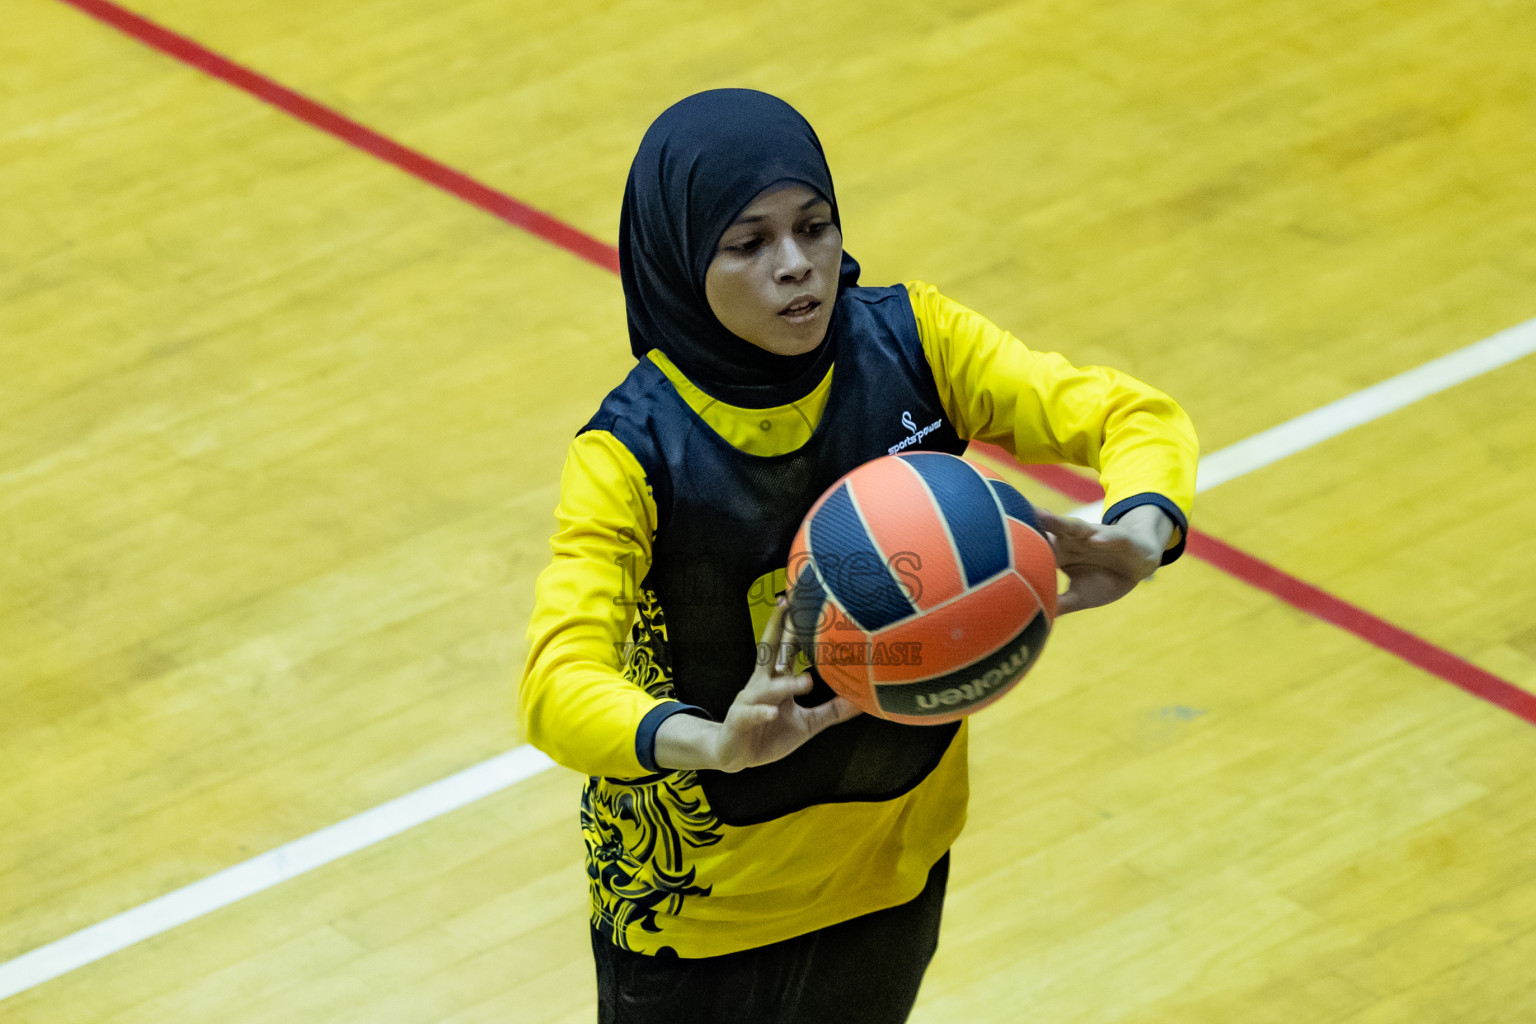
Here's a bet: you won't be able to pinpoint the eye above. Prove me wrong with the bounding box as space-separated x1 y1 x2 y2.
725 237 763 254
802 220 832 236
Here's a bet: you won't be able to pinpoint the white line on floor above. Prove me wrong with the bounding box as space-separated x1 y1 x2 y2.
0 746 554 1002
1066 316 1536 520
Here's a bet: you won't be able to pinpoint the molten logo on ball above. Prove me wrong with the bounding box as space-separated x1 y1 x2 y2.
870 612 1051 719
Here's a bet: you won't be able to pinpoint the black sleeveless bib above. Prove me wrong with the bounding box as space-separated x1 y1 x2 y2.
584 285 968 825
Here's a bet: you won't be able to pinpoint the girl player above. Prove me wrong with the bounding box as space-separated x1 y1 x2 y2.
520 89 1198 1023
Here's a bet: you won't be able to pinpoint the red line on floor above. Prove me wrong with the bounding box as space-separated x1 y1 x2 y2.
57 0 621 275
1188 532 1536 724
64 0 1534 729
968 442 1536 728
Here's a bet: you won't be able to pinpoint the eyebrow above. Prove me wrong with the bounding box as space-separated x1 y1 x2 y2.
729 195 828 226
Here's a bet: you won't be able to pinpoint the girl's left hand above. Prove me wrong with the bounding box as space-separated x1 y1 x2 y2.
1035 505 1174 615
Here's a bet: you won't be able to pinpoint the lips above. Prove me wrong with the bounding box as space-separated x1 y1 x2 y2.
778 297 821 319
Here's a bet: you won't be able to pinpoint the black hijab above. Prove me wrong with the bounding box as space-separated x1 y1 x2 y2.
619 89 861 407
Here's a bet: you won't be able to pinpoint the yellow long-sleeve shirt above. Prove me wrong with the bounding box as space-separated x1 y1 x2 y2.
520 281 1197 956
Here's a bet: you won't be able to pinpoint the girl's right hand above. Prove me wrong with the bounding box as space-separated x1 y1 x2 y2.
653 598 861 773
712 598 862 772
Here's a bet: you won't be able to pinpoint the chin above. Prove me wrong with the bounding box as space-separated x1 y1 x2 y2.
768 321 832 357
778 335 826 357
744 331 824 357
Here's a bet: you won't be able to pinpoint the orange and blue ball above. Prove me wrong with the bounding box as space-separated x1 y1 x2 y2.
786 452 1057 724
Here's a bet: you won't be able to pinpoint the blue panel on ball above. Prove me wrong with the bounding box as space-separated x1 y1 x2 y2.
786 560 827 640
807 483 917 632
988 478 1041 532
903 453 1009 587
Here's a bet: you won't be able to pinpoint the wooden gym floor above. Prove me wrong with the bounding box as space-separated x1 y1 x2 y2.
3 0 1535 1020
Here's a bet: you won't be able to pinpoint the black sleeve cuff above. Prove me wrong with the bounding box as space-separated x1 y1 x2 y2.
635 701 711 773
1102 492 1189 566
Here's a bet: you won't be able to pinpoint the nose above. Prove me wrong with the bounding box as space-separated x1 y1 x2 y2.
774 236 813 284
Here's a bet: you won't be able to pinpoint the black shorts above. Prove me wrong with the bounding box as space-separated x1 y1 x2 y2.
591 853 949 1024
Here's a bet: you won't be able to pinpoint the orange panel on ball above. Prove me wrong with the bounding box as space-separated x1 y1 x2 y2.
806 593 880 712
1006 518 1059 619
868 571 1040 685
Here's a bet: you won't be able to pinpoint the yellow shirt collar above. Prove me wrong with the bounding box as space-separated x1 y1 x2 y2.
646 349 835 457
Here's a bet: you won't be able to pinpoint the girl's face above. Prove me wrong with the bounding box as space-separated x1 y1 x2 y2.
705 183 843 357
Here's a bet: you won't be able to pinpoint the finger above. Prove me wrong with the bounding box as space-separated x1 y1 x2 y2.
1035 509 1096 540
828 696 862 725
1056 576 1122 614
802 695 862 734
1055 565 1138 614
1053 564 1105 615
758 596 786 647
1035 511 1098 563
1055 586 1087 615
776 602 797 675
745 671 812 706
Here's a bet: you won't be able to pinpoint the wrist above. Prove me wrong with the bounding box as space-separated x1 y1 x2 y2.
1103 493 1188 565
653 711 723 772
1115 505 1175 564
